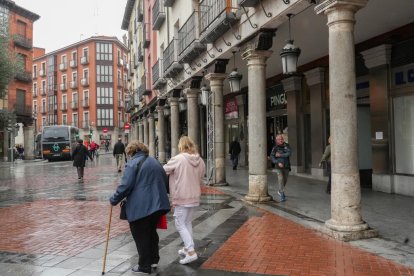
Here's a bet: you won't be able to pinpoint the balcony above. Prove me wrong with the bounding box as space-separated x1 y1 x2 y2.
60 83 67 91
70 81 78 89
117 77 124 88
81 78 89 86
137 8 143 22
13 104 32 117
118 100 124 108
15 70 32 83
59 63 67 71
13 34 32 49
39 69 46 77
32 88 38 98
82 99 89 108
134 53 139 69
70 122 78 128
143 23 150 48
60 103 68 111
81 56 89 65
178 11 206 64
199 0 240 44
71 101 78 109
163 38 183 78
32 72 37 79
129 62 134 76
164 0 175 7
152 0 165 30
41 107 47 114
70 60 77 68
40 88 47 96
152 59 167 89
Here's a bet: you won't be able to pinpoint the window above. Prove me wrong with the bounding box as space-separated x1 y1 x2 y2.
96 42 113 61
62 95 67 109
17 54 27 70
41 80 46 94
72 92 78 103
71 51 77 61
0 5 9 35
42 99 46 112
33 83 37 96
118 111 122 127
72 113 78 127
62 114 67 125
394 95 414 174
83 90 89 102
33 65 37 78
97 87 113 105
61 55 67 65
83 69 89 79
33 100 37 113
97 108 113 126
84 111 89 127
42 117 47 127
83 48 89 58
72 72 77 82
62 75 67 86
97 65 113 82
48 95 57 112
41 62 46 72
17 20 27 37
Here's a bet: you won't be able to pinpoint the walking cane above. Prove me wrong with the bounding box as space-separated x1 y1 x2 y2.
102 205 113 275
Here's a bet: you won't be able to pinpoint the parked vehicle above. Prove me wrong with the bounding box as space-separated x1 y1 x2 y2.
41 125 79 161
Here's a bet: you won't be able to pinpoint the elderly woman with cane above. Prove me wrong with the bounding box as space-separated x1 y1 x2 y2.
109 140 170 274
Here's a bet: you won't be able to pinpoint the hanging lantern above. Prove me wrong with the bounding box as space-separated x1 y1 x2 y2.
200 85 210 106
179 97 187 111
164 104 170 116
228 51 242 93
280 14 301 75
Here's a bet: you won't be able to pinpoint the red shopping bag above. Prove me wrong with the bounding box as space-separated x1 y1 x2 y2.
157 214 167 229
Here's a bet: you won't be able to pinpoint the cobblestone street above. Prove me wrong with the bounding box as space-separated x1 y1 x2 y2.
0 154 414 275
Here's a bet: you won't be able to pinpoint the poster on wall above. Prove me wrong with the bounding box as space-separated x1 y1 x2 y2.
225 98 238 119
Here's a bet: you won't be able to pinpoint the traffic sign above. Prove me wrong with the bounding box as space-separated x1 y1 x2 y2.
103 128 108 133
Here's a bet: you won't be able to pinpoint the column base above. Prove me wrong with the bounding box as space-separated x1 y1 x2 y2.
244 194 272 203
209 181 228 187
322 219 378 241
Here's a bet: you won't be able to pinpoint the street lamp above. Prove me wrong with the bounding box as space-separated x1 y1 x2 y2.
200 84 210 106
164 103 171 116
228 51 242 93
179 97 187 111
280 14 301 75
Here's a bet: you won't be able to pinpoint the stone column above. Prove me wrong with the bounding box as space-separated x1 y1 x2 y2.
281 76 303 173
138 119 144 142
169 97 180 157
148 113 155 157
185 88 200 150
23 125 35 160
134 121 139 142
157 106 166 164
205 73 227 185
304 67 326 178
242 50 272 201
236 94 247 167
316 0 376 240
143 117 149 146
361 44 392 192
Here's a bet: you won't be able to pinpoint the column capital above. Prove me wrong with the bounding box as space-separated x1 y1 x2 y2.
304 67 326 86
168 97 179 105
281 76 302 92
361 44 392 69
205 73 227 82
241 49 273 64
156 105 164 112
184 88 200 98
315 0 368 15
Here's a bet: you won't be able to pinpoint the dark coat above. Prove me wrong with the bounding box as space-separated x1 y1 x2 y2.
113 141 125 156
229 141 241 158
270 142 291 169
110 151 170 222
72 143 92 167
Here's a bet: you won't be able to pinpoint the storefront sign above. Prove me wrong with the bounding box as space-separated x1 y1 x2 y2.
266 85 287 111
225 98 238 119
392 64 414 88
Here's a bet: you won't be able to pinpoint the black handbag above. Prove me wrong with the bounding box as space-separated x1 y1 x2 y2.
119 155 148 220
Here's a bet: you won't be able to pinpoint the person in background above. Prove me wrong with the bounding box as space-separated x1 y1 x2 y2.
319 136 332 194
163 136 206 265
110 140 170 274
113 137 126 172
71 139 93 182
89 140 98 158
105 140 110 152
270 134 291 202
229 136 241 170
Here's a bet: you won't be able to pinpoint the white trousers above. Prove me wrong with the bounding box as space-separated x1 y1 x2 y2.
174 206 196 252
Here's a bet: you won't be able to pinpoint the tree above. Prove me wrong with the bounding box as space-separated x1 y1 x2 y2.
0 35 20 99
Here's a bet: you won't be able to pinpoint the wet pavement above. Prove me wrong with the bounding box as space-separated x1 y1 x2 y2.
0 153 413 275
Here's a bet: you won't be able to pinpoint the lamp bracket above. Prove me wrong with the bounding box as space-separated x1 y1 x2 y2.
206 48 215 58
226 20 241 40
184 66 192 75
214 44 223 53
260 0 273 17
222 37 231 47
240 5 258 29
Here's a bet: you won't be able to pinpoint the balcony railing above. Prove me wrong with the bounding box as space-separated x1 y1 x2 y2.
118 100 124 108
71 122 78 128
70 81 78 89
81 56 89 65
163 38 183 78
32 72 37 79
60 103 68 111
143 23 150 48
81 78 89 86
13 104 32 117
71 101 78 109
138 43 144 62
152 59 167 89
41 107 47 114
15 71 32 83
152 0 166 30
178 11 206 64
118 58 124 66
32 88 38 98
82 99 89 108
40 88 47 96
70 60 77 68
39 69 46 77
59 63 67 71
13 34 32 49
199 0 240 44
82 120 90 129
60 83 67 91
117 77 124 88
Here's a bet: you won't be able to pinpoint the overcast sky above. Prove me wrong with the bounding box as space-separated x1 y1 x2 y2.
14 0 128 52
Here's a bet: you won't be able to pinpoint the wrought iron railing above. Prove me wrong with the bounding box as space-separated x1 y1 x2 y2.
178 11 197 56
153 59 160 84
163 38 176 72
199 0 228 33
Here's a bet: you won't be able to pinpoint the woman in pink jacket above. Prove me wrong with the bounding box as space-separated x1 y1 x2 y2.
163 136 206 265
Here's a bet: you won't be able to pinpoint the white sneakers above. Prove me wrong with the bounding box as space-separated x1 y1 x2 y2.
178 248 187 256
179 252 198 264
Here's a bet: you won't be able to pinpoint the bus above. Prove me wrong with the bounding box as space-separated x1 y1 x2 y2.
41 125 79 161
34 133 42 159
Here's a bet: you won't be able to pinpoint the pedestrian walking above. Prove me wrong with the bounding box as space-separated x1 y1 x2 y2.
71 139 93 182
270 134 291 202
113 138 126 172
319 136 332 194
110 140 170 275
163 136 206 265
229 136 241 170
89 140 98 158
105 140 110 152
